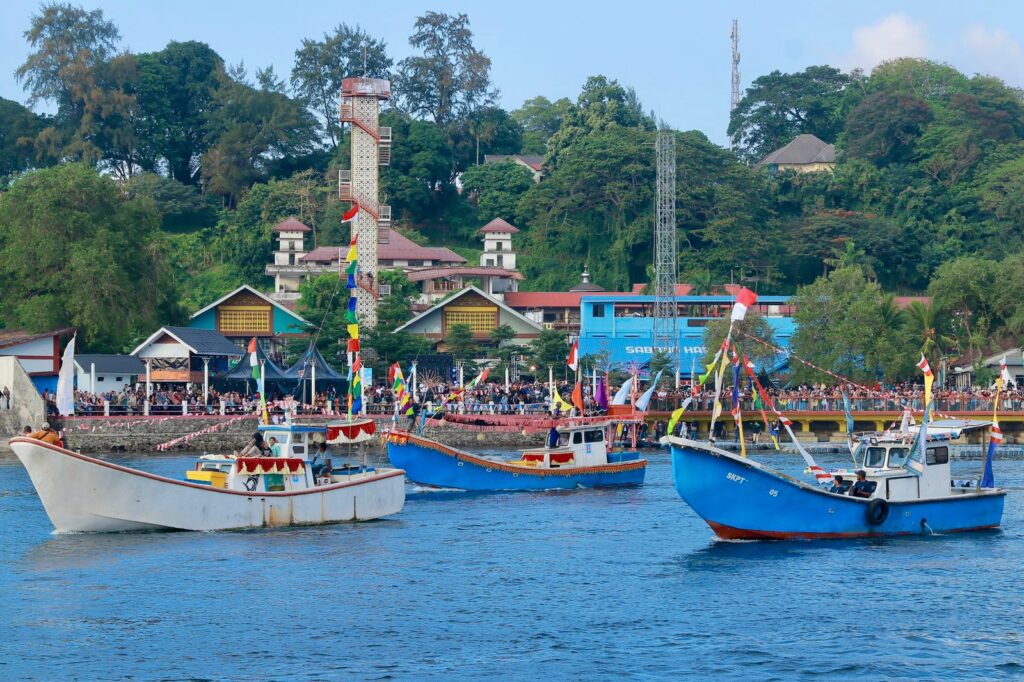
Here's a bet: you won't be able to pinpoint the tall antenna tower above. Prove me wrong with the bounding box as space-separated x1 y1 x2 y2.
730 19 741 149
654 129 679 382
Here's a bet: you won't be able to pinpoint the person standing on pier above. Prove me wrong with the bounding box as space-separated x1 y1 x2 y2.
2 385 9 410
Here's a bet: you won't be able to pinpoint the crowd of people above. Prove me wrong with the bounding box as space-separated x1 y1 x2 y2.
50 376 1024 419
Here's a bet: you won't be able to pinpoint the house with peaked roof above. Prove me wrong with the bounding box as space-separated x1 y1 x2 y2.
395 286 542 349
755 134 836 174
0 327 76 393
189 284 310 359
131 326 242 385
483 154 545 182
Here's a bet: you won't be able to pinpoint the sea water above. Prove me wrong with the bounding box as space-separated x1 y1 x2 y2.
1 448 1022 680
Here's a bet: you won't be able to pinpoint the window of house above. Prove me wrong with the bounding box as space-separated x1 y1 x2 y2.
485 259 494 266
496 255 503 266
409 260 423 266
115 376 123 382
496 241 504 251
445 309 496 333
593 304 605 318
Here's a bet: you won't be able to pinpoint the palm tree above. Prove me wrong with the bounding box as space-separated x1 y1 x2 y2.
904 300 957 361
878 293 906 330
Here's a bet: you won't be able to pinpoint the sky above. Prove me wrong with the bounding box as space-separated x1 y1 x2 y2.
2 0 1023 146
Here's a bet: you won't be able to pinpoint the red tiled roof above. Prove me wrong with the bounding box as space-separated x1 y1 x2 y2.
630 283 695 295
503 292 633 308
272 217 312 233
894 296 931 308
405 266 524 282
299 230 466 265
0 327 75 349
478 218 521 234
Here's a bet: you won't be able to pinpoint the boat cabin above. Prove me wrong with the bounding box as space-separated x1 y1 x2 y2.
839 420 989 501
184 423 368 493
519 423 617 468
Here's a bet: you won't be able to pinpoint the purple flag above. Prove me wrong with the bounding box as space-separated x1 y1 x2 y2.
596 376 608 409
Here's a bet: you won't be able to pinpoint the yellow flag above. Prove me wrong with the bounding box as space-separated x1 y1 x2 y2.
347 324 359 339
345 245 358 261
667 406 687 435
923 373 933 418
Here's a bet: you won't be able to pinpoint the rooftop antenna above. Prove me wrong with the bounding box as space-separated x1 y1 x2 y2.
730 19 741 149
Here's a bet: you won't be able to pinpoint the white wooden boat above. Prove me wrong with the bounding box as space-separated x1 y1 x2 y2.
9 423 405 532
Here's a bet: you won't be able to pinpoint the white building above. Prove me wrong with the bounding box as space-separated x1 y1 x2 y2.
74 354 144 393
478 217 518 270
266 217 313 301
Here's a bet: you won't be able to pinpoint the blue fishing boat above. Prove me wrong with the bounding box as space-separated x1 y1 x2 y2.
667 420 1005 540
386 422 646 491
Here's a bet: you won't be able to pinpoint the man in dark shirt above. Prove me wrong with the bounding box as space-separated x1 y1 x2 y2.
829 475 849 495
851 470 875 499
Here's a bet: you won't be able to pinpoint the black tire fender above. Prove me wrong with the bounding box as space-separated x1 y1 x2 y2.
866 498 889 526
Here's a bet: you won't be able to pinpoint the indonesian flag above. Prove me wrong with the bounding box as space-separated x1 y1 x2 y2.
730 287 758 322
1000 355 1012 384
342 202 359 223
991 421 1004 444
567 338 579 373
248 338 259 380
916 354 933 377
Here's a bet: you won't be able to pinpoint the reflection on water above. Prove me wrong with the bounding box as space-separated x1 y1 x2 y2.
1 449 1023 678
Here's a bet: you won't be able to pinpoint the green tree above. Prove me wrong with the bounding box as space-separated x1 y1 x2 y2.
927 256 1000 359
202 75 320 206
511 95 572 154
904 300 956 363
395 11 497 126
460 161 533 223
843 91 933 165
0 164 180 349
529 328 568 369
134 41 224 184
789 265 912 383
702 311 778 368
378 111 454 225
15 3 120 110
0 97 48 176
728 65 860 162
376 270 419 330
290 24 392 148
444 323 477 360
454 106 523 168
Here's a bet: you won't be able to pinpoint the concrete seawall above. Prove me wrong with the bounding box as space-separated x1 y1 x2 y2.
40 415 547 454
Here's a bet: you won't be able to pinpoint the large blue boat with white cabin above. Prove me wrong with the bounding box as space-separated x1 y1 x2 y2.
667 420 1006 540
386 422 646 491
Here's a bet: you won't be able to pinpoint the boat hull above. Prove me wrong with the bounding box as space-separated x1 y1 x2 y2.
668 438 1005 540
10 437 406 532
387 432 646 491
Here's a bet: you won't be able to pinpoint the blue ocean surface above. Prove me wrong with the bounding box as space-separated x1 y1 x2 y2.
1 447 1023 680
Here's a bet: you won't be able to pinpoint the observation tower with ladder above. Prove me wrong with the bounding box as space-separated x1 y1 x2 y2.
338 77 393 328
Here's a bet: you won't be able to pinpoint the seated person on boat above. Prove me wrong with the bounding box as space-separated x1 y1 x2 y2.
829 475 850 495
850 470 876 498
28 422 61 446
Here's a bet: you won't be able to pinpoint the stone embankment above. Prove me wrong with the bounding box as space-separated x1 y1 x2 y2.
35 415 546 454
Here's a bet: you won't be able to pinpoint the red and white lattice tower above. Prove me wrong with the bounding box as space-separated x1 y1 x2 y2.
338 77 393 328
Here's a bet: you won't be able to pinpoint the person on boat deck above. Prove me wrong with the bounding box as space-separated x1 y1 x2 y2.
238 432 269 458
267 436 280 456
851 470 875 498
547 427 559 448
28 422 60 445
829 475 850 495
22 425 32 436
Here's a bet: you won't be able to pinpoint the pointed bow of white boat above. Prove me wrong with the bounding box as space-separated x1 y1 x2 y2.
9 437 406 533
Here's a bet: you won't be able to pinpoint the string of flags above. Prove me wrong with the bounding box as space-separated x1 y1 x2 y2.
343 226 362 419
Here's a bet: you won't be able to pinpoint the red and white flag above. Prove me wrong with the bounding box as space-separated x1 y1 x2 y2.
916 354 933 377
1000 355 1012 384
991 421 1004 444
730 287 758 322
567 338 579 373
342 202 359 223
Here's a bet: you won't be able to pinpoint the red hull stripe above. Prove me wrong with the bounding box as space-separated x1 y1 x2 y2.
706 520 1000 540
8 437 404 498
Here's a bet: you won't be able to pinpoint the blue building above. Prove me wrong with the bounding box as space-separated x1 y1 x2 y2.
577 294 794 372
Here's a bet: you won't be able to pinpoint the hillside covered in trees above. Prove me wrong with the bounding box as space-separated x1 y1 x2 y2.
1 4 1022 376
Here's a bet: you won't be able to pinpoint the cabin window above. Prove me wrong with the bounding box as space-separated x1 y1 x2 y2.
926 446 949 465
557 433 570 447
863 447 886 468
887 447 910 468
572 432 582 445
291 445 306 456
584 430 604 443
593 304 605 318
